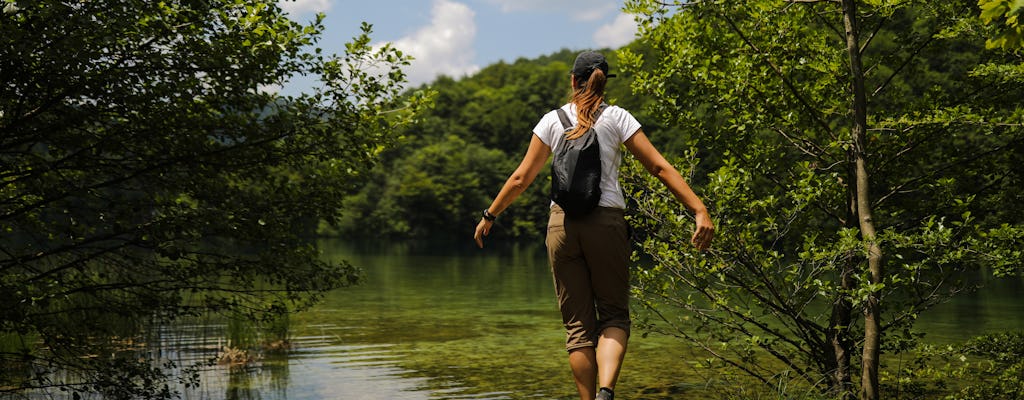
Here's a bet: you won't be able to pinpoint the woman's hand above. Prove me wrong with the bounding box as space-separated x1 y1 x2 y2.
626 130 715 251
474 218 493 248
691 210 715 251
473 135 551 249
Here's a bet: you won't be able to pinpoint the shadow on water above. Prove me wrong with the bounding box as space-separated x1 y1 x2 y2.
49 239 1022 400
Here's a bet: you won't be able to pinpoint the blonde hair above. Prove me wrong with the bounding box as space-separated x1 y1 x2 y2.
567 68 607 140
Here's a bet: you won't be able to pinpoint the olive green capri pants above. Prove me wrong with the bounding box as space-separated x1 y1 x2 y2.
545 204 631 352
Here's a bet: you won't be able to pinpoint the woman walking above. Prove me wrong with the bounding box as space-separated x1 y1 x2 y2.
473 51 714 400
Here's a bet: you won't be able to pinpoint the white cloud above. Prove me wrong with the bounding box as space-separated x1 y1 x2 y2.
258 83 283 95
278 0 332 15
593 12 637 49
384 0 479 86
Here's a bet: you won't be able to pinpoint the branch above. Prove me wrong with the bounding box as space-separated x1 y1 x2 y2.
859 14 888 55
645 235 824 365
642 301 774 385
729 242 829 342
0 128 291 222
812 6 846 43
652 0 702 7
874 134 1020 208
883 274 965 331
2 34 165 140
870 34 935 98
775 127 829 158
716 12 838 140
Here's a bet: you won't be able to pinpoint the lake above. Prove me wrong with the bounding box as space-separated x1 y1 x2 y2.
157 239 1023 400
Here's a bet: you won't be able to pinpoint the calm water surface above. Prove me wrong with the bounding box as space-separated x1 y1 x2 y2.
166 239 1023 400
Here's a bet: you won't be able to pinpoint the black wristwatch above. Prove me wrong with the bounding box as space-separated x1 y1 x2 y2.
482 209 497 221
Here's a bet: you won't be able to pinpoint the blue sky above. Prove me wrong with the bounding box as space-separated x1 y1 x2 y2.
277 0 639 90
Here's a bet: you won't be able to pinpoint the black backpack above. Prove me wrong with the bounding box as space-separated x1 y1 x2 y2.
551 104 607 218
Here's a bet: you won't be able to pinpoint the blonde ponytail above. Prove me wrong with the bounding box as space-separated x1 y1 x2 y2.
566 69 607 140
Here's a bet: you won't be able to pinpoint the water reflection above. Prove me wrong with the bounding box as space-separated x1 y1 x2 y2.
171 328 441 400
154 240 1024 400
162 240 560 400
913 272 1024 343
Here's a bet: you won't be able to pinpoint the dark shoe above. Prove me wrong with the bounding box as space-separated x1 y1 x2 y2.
596 387 614 400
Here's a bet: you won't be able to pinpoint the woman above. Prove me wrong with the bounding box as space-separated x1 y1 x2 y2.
473 51 714 400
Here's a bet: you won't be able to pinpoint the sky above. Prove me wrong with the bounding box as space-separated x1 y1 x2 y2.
276 0 640 91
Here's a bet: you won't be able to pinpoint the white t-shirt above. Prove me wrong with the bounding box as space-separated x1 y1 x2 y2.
533 103 642 210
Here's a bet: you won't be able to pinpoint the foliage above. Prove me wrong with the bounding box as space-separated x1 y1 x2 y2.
333 47 674 241
0 0 421 397
979 0 1024 50
622 0 1024 397
336 135 524 238
882 332 1024 399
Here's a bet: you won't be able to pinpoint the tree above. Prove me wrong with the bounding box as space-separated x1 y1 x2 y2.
336 135 528 238
0 0 422 397
622 0 1023 398
335 52 578 241
330 46 677 242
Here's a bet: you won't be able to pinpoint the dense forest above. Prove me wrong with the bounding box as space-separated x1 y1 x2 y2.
324 46 690 242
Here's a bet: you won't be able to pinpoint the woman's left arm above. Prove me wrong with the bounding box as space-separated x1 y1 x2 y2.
474 135 551 248
625 129 715 250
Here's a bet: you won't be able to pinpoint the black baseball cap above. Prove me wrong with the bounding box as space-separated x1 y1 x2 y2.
571 51 617 79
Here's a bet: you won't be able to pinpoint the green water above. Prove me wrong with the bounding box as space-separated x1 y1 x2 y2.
169 239 1023 400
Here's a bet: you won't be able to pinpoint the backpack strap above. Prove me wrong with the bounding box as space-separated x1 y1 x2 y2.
594 103 608 120
555 103 609 130
555 108 573 129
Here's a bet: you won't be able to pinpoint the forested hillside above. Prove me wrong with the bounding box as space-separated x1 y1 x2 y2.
328 46 687 241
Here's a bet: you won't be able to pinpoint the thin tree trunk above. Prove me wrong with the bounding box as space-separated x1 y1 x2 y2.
827 261 855 399
841 1 884 399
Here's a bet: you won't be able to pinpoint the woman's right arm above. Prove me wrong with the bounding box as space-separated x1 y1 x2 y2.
474 134 551 248
624 129 715 250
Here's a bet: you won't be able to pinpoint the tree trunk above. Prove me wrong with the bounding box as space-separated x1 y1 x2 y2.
827 261 855 399
841 1 884 399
